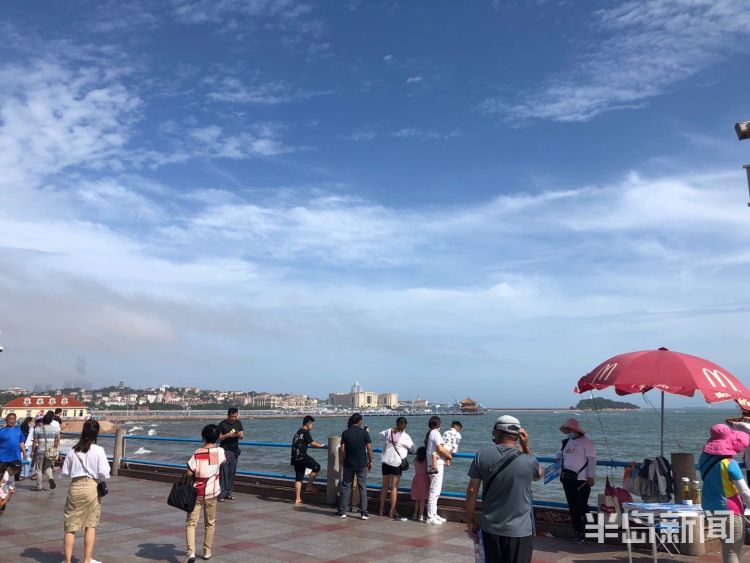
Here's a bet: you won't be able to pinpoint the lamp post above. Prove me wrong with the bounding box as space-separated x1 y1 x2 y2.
734 121 750 207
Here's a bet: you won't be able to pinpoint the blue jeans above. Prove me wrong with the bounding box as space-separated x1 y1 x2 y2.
339 466 368 514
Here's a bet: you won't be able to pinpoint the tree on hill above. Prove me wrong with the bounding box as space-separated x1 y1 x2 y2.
571 398 639 410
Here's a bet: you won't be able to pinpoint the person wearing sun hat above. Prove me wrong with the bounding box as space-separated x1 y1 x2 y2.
700 424 750 563
556 418 596 544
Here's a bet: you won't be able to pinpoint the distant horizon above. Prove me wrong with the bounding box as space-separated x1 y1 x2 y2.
1 384 742 412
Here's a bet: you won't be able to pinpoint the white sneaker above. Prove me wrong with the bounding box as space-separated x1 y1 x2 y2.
425 517 443 525
437 515 447 522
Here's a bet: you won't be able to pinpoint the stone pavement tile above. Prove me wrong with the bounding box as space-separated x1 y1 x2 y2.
379 547 471 563
12 476 727 562
229 542 328 562
326 542 418 563
221 540 265 551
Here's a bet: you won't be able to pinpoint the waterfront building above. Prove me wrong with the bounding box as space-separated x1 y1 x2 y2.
1 395 90 419
457 397 480 413
329 382 398 409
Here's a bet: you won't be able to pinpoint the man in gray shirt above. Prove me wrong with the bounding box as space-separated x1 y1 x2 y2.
464 415 541 563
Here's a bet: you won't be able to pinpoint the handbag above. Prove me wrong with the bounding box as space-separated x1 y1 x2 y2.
390 431 409 471
559 438 588 483
75 452 109 498
167 471 197 513
598 476 630 525
41 427 59 462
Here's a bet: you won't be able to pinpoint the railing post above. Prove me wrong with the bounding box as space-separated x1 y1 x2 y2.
326 435 341 505
112 427 125 476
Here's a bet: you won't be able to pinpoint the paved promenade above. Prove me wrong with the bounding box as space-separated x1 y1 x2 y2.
0 476 738 562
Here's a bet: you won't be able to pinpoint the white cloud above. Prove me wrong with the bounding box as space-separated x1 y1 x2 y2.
0 60 141 190
171 0 306 24
483 0 750 122
345 127 377 141
384 54 394 62
204 75 330 104
392 128 460 140
405 75 423 84
187 124 292 157
3 151 750 397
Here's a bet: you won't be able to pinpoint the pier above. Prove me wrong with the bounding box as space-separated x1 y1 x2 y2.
0 475 727 562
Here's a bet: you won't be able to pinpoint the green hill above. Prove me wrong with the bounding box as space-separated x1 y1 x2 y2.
572 398 639 410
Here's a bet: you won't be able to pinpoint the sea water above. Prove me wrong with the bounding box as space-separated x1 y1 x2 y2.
108 408 737 504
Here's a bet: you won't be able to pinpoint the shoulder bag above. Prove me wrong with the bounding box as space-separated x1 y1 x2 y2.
483 448 522 497
75 451 109 498
42 426 59 462
390 431 409 471
168 469 198 513
699 454 726 480
559 438 588 483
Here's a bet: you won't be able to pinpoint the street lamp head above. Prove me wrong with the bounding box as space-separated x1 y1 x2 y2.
735 121 750 141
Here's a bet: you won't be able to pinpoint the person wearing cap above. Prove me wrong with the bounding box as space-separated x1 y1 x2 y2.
699 424 750 563
557 418 596 544
464 415 541 563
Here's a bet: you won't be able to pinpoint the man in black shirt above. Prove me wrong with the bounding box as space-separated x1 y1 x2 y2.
217 407 244 501
291 415 325 505
335 412 373 519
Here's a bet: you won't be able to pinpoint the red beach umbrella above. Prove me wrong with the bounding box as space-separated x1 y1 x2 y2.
575 347 750 455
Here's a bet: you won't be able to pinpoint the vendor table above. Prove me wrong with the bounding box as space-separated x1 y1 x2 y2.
621 502 705 562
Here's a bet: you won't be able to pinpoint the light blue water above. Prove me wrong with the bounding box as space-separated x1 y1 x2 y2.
102 408 739 503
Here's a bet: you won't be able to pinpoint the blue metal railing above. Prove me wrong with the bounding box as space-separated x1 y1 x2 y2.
57 432 633 508
55 431 717 511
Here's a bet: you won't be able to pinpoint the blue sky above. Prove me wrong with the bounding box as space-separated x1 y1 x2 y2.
1 0 750 407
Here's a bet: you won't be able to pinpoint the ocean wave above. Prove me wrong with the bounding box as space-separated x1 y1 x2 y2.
147 429 157 436
127 426 144 433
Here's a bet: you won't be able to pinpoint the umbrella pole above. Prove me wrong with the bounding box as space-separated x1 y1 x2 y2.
660 391 665 458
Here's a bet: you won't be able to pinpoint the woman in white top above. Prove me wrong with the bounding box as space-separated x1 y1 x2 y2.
32 410 60 491
61 419 111 563
556 418 596 544
379 417 416 520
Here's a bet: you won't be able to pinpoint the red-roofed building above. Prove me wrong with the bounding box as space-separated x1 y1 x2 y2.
1 396 90 419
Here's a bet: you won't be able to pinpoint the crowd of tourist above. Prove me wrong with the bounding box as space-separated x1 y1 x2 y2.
2 407 750 563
